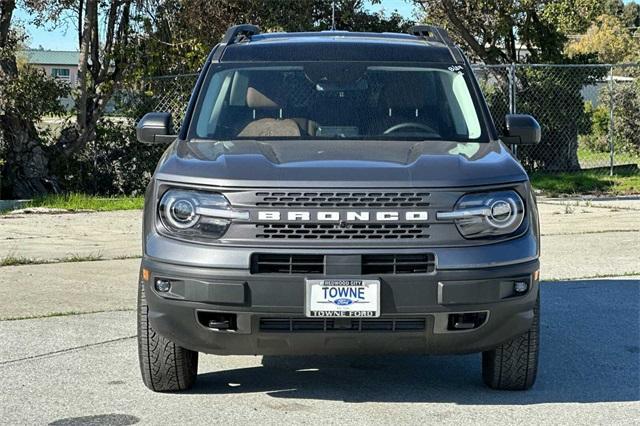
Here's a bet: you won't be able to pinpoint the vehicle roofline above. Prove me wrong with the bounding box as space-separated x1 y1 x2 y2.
214 24 464 64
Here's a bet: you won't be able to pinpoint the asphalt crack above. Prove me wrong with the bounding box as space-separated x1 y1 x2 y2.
0 335 136 366
541 229 640 236
537 200 640 212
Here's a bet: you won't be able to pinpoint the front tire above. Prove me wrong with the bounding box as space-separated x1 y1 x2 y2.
137 283 198 392
482 294 540 390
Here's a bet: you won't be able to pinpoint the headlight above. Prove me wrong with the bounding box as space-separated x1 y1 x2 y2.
436 190 525 239
158 189 248 240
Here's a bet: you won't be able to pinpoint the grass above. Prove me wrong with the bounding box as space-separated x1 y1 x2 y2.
19 193 144 212
0 252 140 267
0 255 40 267
530 170 640 196
578 147 640 169
64 253 105 263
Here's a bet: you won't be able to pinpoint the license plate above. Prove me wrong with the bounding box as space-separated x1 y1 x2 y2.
305 278 380 318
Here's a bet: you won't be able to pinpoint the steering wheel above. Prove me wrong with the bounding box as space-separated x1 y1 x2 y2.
383 122 436 135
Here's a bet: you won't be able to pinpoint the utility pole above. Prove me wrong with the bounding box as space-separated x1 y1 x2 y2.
331 0 336 31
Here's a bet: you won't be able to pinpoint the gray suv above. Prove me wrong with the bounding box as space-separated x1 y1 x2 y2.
136 24 542 392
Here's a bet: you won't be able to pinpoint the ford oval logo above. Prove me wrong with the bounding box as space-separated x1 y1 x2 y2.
333 298 353 306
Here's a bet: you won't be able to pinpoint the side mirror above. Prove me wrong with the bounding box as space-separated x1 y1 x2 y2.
502 114 541 145
136 112 177 144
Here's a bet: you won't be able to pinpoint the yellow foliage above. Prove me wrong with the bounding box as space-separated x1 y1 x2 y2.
566 14 639 63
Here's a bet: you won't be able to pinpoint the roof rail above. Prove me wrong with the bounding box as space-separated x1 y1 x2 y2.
409 25 464 63
212 24 261 62
221 24 261 45
409 25 452 45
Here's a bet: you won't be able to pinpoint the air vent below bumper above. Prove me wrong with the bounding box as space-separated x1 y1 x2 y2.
260 317 426 332
362 254 435 274
251 254 325 274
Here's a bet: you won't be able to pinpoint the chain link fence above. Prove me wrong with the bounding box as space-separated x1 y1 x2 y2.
134 64 640 175
474 63 640 175
134 73 198 122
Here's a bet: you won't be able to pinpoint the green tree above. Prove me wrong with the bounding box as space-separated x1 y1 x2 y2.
604 80 640 155
414 0 609 64
567 14 639 63
0 0 140 197
56 0 139 155
621 2 640 29
135 0 413 76
5 0 414 197
0 0 69 198
414 0 612 172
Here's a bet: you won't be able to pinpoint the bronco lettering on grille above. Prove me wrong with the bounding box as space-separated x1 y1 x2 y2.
257 211 428 221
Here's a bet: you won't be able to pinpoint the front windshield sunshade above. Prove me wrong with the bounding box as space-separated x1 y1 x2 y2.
192 63 486 142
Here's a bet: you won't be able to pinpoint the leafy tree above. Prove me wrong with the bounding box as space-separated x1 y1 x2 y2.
135 0 413 76
0 0 69 198
621 2 640 29
57 0 138 155
414 0 609 64
541 0 614 34
605 80 640 155
2 0 413 197
0 0 140 197
414 0 614 172
515 66 601 171
566 14 639 63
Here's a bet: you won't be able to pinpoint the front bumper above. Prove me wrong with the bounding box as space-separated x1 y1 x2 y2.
141 254 539 356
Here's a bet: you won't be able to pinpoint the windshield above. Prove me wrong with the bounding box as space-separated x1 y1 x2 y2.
190 62 487 142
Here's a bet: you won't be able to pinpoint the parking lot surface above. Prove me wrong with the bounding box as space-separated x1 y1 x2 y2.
1 197 639 424
1 279 638 425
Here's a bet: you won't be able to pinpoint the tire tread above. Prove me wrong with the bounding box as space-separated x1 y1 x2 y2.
482 295 540 390
137 283 198 392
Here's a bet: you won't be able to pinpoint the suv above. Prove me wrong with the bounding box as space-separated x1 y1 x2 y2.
136 24 542 392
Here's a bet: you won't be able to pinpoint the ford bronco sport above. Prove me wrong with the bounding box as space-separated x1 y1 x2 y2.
136 24 542 392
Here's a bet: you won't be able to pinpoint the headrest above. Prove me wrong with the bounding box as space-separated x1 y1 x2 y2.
246 87 279 109
383 73 434 110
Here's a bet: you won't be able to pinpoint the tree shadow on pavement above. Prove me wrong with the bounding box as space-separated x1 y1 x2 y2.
190 279 640 404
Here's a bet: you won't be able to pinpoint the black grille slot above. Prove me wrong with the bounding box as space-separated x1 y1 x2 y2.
256 223 430 240
259 318 426 332
253 191 431 208
251 253 325 274
362 253 435 274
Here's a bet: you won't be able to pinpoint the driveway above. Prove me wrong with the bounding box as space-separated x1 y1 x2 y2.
0 278 638 424
0 197 638 424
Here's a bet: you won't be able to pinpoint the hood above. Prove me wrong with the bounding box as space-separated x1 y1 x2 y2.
154 139 528 188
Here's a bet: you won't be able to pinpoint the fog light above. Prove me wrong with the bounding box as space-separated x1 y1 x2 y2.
514 281 528 293
155 279 171 292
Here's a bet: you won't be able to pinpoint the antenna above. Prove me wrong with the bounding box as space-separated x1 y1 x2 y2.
331 0 336 31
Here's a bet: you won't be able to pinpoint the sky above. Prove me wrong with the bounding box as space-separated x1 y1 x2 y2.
15 0 417 51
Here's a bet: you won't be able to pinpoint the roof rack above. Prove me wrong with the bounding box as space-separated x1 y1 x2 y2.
212 24 261 62
409 25 452 44
408 25 464 63
221 24 261 45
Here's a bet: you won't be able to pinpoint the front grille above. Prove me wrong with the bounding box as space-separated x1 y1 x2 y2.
251 253 436 274
221 187 468 247
256 223 430 240
362 254 436 274
251 253 325 274
253 191 431 208
259 317 426 332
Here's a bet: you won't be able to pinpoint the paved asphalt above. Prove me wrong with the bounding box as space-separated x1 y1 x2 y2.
1 278 638 425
